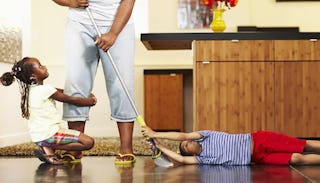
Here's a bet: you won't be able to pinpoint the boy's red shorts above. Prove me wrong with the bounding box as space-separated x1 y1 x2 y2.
251 131 306 165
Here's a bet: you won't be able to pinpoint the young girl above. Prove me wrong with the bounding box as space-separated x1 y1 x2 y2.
142 126 320 166
0 57 97 165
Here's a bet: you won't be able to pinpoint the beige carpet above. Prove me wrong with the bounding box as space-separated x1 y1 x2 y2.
0 137 179 156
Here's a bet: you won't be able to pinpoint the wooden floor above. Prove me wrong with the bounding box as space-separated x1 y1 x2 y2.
1 156 320 183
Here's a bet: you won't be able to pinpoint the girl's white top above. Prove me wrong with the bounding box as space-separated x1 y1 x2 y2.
28 84 60 142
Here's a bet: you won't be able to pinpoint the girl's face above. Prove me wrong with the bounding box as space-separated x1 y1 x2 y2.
28 57 48 84
180 140 201 155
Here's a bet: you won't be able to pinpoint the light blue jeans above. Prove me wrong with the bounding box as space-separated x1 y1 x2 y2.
63 19 136 122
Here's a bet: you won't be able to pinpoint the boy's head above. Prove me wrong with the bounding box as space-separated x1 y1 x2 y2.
179 140 202 156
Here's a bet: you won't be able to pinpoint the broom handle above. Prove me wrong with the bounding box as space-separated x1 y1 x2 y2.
86 8 172 163
86 7 147 126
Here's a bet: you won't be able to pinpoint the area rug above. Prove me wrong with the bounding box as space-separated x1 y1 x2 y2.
0 137 179 156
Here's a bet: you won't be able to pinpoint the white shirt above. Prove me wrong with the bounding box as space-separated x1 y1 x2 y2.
28 84 60 142
67 0 133 26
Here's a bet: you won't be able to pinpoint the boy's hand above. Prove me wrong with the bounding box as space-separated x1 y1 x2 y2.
141 126 156 138
143 138 162 149
153 138 161 146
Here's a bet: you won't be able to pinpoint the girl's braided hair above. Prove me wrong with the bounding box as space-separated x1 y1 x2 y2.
0 57 36 119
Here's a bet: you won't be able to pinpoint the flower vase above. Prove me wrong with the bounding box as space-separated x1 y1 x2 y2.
210 9 226 33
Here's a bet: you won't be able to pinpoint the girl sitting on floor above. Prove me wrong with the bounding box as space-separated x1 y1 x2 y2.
1 57 96 165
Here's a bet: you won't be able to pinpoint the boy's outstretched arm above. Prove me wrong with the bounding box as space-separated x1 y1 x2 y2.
141 126 202 141
153 138 198 165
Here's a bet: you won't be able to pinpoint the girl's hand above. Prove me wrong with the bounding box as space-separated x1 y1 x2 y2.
89 93 97 106
141 126 156 138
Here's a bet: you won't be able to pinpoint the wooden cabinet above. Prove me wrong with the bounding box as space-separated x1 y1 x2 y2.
144 72 183 131
194 40 275 133
194 39 320 137
194 61 275 133
274 40 320 61
194 40 274 61
274 40 320 137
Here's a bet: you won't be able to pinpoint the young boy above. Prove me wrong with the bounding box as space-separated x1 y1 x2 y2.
141 126 320 165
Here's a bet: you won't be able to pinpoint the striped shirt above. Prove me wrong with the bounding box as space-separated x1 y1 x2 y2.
195 130 251 165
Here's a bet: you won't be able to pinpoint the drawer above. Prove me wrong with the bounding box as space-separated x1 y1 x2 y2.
194 40 274 62
274 40 320 61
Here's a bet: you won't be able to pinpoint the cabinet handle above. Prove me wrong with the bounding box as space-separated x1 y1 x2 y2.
310 39 318 42
202 61 210 64
169 73 177 76
231 39 240 43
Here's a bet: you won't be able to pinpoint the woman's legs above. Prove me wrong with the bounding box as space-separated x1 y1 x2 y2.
117 122 134 154
100 24 136 164
63 20 99 158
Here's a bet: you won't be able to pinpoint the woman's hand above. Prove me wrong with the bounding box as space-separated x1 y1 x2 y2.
69 0 89 8
95 32 117 52
53 0 89 8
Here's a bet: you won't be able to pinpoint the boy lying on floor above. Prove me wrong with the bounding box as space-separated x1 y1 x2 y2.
141 126 320 165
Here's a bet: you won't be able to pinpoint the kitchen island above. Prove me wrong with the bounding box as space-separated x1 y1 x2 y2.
141 32 320 137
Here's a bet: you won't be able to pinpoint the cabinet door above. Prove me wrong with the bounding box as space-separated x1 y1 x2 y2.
144 74 183 131
194 61 275 133
275 40 320 61
194 40 274 62
275 61 320 137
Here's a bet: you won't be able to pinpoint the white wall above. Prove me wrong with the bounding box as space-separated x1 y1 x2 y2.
1 0 320 146
0 64 30 146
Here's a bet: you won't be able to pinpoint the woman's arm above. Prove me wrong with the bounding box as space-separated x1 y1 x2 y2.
52 0 88 8
141 126 202 141
154 139 199 165
95 0 135 51
50 90 97 107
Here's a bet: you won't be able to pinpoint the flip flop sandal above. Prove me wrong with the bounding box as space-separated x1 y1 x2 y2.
33 149 63 165
34 147 47 162
59 153 82 164
114 153 137 165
